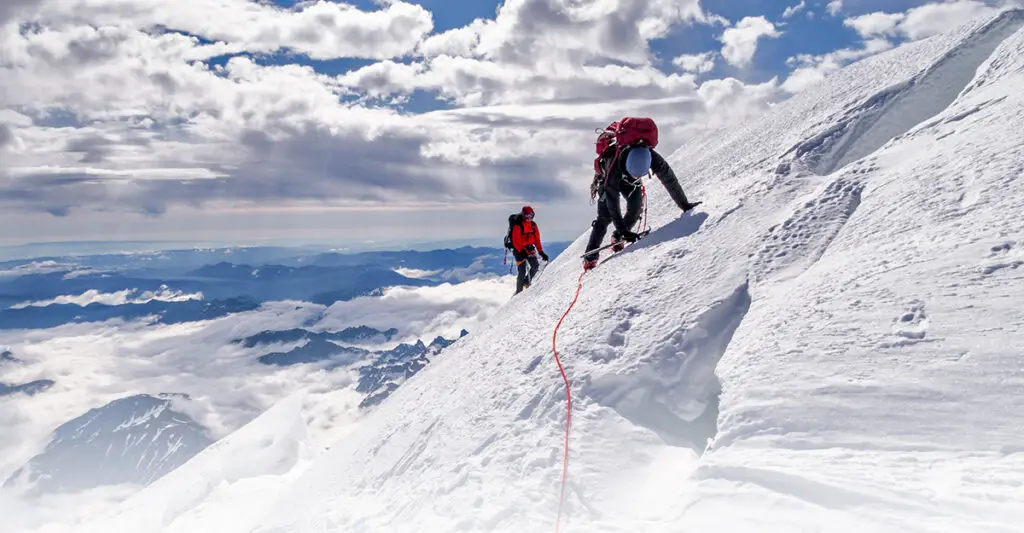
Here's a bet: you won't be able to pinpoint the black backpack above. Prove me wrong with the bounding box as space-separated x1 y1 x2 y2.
504 213 524 251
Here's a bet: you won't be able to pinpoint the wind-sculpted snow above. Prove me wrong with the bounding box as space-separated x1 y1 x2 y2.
784 11 1024 176
750 175 864 283
62 10 1024 533
582 282 750 454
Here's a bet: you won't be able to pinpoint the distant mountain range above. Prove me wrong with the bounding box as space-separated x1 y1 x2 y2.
0 243 570 331
0 379 54 397
239 326 468 408
0 296 262 330
4 393 213 495
1 349 56 397
258 338 370 366
1 321 468 496
357 331 467 408
236 325 400 348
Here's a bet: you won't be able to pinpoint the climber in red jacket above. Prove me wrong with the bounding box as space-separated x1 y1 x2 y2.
511 205 549 294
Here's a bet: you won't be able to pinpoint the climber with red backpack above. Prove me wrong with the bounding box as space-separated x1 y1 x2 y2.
506 205 549 294
582 117 700 270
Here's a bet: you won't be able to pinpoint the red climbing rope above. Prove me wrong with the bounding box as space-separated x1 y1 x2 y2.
547 182 643 530
551 270 584 533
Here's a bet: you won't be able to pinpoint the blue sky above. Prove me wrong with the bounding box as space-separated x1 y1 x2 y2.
248 0 872 110
0 0 1018 250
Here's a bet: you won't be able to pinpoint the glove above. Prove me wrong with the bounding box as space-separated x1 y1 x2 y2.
525 244 536 256
540 251 549 262
621 231 640 243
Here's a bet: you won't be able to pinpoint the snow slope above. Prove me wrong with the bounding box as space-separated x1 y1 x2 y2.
77 9 1024 533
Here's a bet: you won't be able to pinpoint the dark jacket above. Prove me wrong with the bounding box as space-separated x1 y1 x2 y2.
601 146 689 233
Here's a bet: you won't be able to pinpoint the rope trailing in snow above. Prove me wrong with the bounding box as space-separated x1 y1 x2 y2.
550 270 584 533
548 183 645 530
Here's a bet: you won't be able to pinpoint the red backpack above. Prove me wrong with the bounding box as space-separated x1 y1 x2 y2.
591 117 659 199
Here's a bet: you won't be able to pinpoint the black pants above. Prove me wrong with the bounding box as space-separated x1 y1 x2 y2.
514 251 540 293
584 184 644 259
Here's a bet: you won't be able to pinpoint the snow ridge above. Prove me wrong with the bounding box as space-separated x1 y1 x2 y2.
784 9 1024 176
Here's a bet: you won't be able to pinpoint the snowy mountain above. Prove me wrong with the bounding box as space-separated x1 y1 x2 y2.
0 244 534 330
0 379 54 397
5 394 213 495
0 294 262 330
236 326 400 348
70 9 1024 533
309 244 570 281
357 331 469 408
184 261 435 304
257 337 370 366
248 328 469 406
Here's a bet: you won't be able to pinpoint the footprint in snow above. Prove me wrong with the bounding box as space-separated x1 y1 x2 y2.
979 241 1022 276
607 320 630 347
591 308 641 363
750 177 864 283
892 301 928 340
522 355 543 374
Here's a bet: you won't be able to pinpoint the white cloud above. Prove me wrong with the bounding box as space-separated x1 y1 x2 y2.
316 276 515 343
417 19 487 58
0 1 732 217
697 77 783 125
0 302 345 527
783 1 807 18
0 260 77 278
844 11 907 38
840 1 1003 51
899 0 1001 40
719 16 781 68
0 0 790 243
0 0 44 25
393 267 442 279
0 271 515 513
30 0 435 61
673 52 716 74
782 38 894 94
10 286 203 309
827 0 844 16
0 110 32 127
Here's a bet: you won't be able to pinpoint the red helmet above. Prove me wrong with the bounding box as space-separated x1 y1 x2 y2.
521 205 535 216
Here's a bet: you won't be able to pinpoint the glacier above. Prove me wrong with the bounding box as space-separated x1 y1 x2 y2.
40 8 1024 533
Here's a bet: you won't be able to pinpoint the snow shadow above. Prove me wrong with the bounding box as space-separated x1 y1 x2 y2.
607 211 709 262
784 10 1024 176
582 282 751 454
